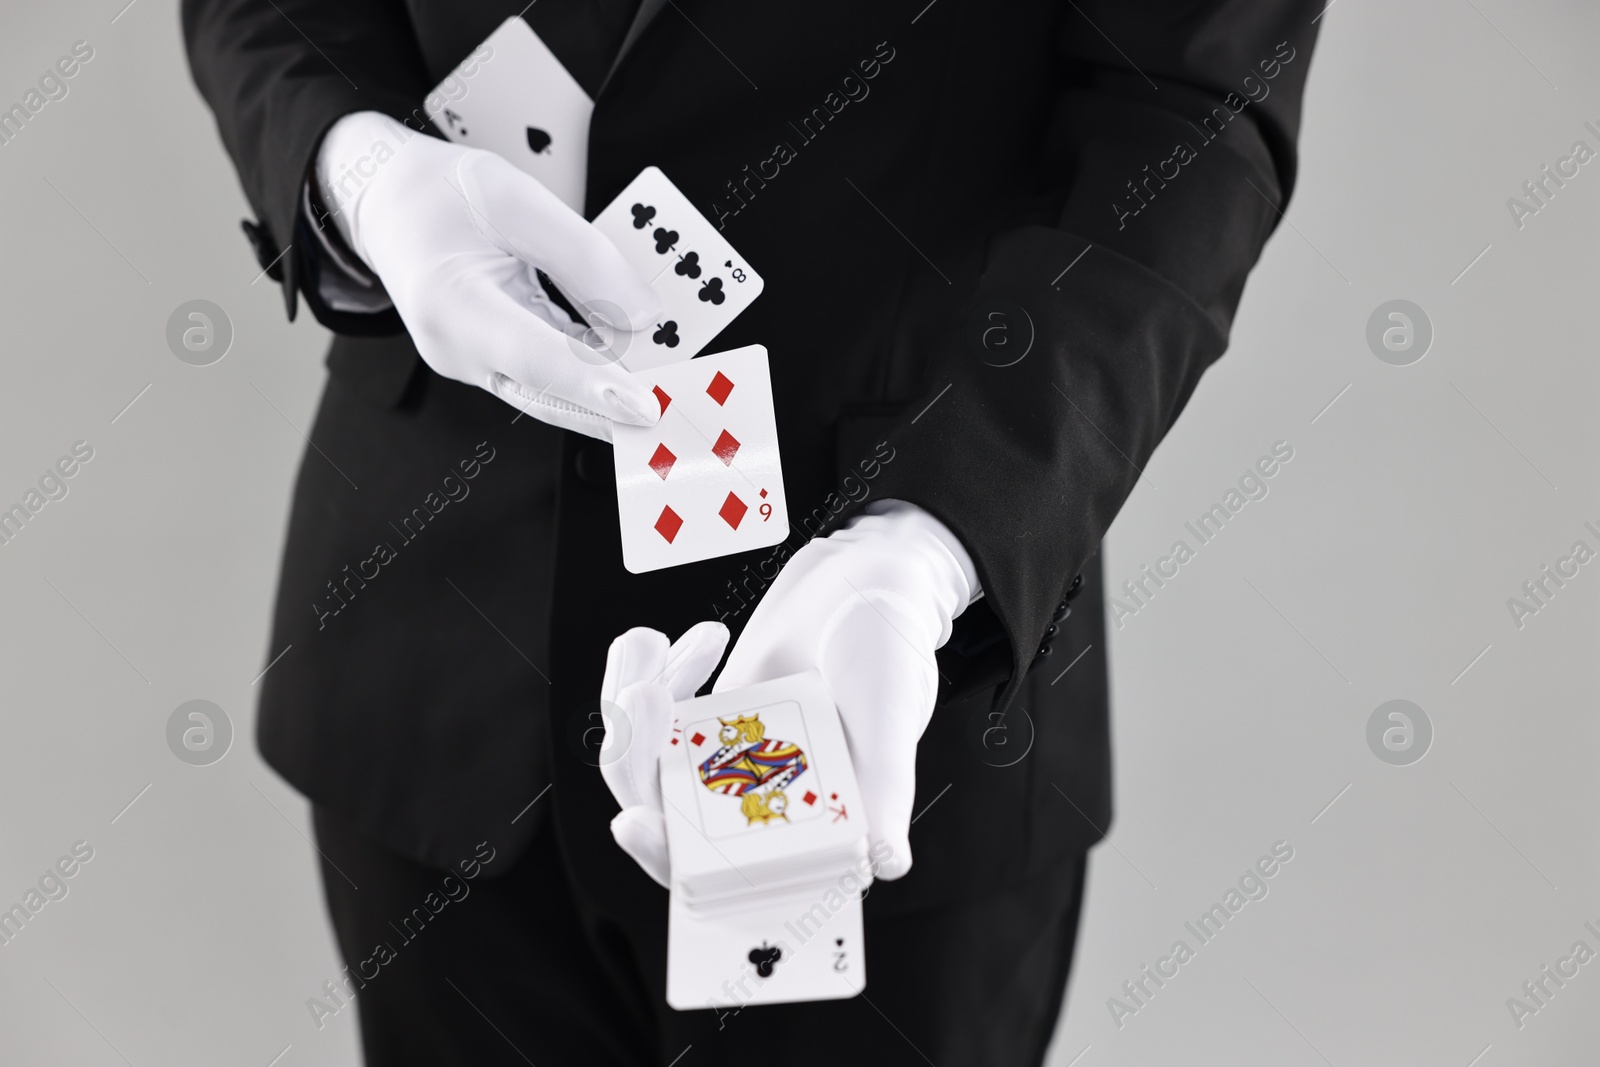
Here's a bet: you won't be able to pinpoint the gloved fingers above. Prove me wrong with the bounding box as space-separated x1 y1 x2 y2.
609 807 671 889
507 263 587 338
659 621 731 701
483 287 662 429
869 832 913 881
398 261 659 430
603 681 673 814
601 627 671 706
487 375 615 442
819 600 941 882
455 151 661 331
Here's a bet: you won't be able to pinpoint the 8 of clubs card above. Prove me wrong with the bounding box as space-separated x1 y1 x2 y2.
591 167 765 371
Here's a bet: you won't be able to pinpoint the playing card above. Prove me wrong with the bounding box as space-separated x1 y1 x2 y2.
423 17 594 212
611 346 788 574
666 880 866 1011
658 672 868 906
591 167 765 370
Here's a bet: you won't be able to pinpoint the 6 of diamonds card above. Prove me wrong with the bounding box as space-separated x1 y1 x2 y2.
611 345 787 574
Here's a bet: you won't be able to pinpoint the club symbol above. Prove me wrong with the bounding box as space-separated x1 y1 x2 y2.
698 277 726 305
525 127 552 154
748 942 783 979
674 251 702 278
630 203 656 229
653 227 679 254
652 321 680 348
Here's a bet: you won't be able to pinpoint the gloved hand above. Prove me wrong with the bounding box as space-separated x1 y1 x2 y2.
598 621 731 888
315 110 662 440
714 501 977 880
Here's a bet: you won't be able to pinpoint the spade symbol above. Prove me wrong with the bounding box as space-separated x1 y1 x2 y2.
525 127 552 154
652 321 680 348
698 277 726 305
748 942 782 979
630 203 656 230
674 251 702 279
653 227 679 254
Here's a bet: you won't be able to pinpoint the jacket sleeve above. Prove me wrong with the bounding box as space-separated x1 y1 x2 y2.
180 0 434 333
865 1 1322 711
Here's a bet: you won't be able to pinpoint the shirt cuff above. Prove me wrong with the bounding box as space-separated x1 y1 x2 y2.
300 177 393 316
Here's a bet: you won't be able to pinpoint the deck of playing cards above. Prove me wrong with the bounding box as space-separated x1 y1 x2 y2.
660 672 871 1011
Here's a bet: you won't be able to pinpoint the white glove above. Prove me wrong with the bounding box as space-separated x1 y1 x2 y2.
714 500 977 880
315 111 662 440
598 621 731 888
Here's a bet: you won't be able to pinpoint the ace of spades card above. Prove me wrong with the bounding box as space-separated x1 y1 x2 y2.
423 17 594 212
611 346 788 574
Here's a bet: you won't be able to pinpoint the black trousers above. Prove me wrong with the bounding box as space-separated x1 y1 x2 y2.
312 804 1087 1066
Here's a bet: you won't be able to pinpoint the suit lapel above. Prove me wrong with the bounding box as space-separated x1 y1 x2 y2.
599 0 669 96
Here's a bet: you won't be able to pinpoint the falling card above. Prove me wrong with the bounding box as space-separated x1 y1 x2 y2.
611 345 787 574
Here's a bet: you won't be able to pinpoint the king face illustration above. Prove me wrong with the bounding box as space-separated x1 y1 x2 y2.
697 713 808 825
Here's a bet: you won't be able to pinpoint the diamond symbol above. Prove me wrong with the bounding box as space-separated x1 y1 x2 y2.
712 429 740 466
803 790 818 806
655 506 683 543
653 385 671 414
690 731 706 746
719 492 748 529
648 443 676 480
706 371 734 405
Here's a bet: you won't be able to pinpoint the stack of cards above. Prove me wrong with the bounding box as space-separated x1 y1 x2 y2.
660 672 871 1010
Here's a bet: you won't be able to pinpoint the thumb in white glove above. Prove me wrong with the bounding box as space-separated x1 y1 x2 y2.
598 622 730 887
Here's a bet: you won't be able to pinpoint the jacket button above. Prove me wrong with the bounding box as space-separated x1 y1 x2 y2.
1065 573 1084 601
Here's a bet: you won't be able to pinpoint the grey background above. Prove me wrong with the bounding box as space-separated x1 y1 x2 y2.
0 1 1593 1064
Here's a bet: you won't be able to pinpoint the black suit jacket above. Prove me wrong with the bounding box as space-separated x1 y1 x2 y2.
183 0 1318 914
